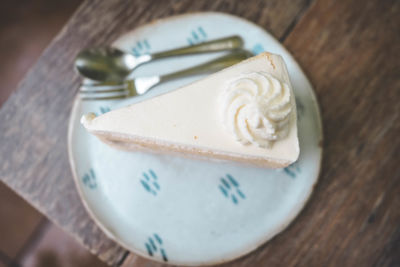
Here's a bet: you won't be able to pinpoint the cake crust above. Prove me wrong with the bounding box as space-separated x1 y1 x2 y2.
90 129 291 168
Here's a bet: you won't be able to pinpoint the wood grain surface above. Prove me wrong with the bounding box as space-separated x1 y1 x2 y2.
0 0 399 266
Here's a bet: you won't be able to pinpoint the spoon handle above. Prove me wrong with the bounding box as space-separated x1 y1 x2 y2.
148 36 243 60
159 49 252 82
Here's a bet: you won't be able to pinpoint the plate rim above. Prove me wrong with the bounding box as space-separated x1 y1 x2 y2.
68 11 324 266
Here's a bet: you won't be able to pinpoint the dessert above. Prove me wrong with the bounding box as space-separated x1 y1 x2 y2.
81 52 299 168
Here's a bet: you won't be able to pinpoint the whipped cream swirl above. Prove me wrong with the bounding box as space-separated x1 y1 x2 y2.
221 72 293 148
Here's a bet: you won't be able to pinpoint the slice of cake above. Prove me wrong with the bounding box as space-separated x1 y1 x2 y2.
81 52 299 168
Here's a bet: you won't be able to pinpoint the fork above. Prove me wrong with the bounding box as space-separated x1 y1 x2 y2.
80 49 253 100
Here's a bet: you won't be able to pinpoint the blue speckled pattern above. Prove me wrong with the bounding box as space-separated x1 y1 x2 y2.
132 39 151 56
252 43 265 55
284 162 301 179
82 168 97 189
187 26 207 45
218 174 246 204
140 169 160 196
145 233 168 262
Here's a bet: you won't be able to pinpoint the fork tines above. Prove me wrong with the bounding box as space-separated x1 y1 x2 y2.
80 81 129 100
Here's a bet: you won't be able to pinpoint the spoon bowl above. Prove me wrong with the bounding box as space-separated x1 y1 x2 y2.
75 47 138 82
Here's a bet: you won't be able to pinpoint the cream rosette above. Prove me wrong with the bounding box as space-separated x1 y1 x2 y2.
221 72 293 148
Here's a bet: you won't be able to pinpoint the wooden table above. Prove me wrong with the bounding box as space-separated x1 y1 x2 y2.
1 0 399 266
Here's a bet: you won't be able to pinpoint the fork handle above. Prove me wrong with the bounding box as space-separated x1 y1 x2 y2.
150 36 243 60
159 49 252 83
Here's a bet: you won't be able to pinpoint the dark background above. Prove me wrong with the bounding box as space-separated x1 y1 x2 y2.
0 1 107 266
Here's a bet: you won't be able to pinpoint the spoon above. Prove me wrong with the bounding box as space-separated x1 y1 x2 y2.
75 35 243 82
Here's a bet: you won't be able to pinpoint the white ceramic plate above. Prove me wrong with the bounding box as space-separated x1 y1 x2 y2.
68 12 322 266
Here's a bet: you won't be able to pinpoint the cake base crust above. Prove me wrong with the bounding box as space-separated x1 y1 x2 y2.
91 130 292 169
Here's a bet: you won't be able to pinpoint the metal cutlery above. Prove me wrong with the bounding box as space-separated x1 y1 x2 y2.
75 36 244 82
80 49 253 101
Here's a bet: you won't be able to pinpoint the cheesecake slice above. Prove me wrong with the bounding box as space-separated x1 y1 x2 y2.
81 52 299 168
